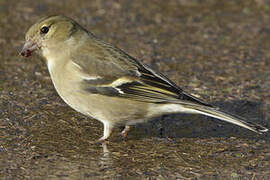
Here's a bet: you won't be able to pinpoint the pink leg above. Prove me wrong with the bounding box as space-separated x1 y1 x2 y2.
121 125 131 138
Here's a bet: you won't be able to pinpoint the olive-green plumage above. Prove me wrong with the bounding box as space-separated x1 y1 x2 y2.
21 15 268 141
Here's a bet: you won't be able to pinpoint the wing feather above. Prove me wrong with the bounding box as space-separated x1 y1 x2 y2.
71 37 213 106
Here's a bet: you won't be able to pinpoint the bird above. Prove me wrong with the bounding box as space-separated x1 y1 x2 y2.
21 15 268 141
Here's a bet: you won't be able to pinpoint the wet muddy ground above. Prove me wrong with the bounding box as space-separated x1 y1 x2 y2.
1 0 270 179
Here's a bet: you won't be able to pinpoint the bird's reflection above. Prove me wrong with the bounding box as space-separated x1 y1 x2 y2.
99 142 113 168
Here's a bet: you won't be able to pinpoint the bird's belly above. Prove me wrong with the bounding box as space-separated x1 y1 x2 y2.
51 79 102 119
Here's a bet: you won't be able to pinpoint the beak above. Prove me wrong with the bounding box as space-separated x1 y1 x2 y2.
20 40 40 57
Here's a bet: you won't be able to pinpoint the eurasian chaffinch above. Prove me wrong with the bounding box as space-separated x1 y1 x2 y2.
21 15 268 141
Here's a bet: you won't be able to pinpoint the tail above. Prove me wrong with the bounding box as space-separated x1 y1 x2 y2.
183 104 268 134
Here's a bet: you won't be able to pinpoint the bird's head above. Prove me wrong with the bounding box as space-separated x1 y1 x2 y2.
21 15 83 58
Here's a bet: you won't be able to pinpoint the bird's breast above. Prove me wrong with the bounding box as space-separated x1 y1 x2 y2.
46 57 88 113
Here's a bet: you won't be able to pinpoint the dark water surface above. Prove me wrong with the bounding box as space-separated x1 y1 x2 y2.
1 0 270 179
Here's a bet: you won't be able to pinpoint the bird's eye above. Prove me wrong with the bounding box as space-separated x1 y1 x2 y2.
40 26 49 34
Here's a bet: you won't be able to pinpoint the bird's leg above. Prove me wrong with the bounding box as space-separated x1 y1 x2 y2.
121 125 131 138
98 123 113 142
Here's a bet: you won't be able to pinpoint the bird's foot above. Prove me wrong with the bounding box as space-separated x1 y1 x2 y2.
121 126 131 140
95 122 113 143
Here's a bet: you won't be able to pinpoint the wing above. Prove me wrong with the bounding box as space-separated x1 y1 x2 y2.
72 37 212 107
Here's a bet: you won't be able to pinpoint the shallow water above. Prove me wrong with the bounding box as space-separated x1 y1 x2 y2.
1 0 270 179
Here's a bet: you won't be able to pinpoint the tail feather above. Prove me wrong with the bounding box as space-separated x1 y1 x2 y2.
184 104 268 134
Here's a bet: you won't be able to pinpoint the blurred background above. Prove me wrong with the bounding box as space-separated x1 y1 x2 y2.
0 0 270 179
